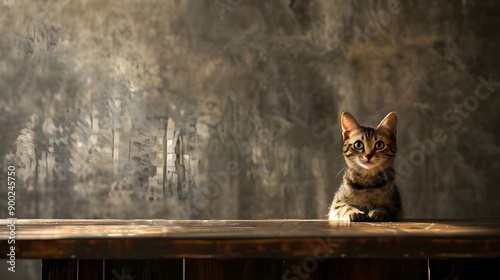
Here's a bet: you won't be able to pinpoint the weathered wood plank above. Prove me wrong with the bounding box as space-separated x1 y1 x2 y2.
78 260 103 280
105 259 182 280
41 258 500 280
429 258 500 280
42 259 183 280
42 259 77 280
327 259 428 280
2 219 500 259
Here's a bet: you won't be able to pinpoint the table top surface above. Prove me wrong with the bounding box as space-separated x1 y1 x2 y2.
1 219 499 259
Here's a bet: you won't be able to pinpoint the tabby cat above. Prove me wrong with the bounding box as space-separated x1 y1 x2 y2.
328 112 401 222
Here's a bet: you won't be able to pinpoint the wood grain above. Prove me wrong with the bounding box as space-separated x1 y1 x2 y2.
1 219 499 259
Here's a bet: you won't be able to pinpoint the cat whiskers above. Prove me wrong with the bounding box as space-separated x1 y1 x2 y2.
335 165 347 179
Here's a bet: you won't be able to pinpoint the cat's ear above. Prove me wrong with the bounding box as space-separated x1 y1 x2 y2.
341 112 359 140
377 112 397 134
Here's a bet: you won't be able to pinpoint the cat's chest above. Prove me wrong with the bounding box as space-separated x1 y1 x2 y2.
345 186 395 205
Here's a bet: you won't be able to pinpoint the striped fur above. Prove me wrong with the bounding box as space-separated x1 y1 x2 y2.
328 112 401 222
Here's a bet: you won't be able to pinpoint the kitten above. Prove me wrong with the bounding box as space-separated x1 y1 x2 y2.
328 112 401 222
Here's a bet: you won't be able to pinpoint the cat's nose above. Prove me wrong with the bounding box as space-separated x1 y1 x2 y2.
365 154 373 160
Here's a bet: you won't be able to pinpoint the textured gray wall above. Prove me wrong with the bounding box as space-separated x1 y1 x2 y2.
0 0 499 222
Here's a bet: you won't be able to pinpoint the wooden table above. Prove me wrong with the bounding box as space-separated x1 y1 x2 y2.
1 219 499 279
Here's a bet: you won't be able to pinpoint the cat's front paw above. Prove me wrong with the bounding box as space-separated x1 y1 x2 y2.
368 210 391 222
348 211 367 222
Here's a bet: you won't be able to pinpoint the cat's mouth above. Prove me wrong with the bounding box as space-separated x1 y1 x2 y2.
357 159 378 169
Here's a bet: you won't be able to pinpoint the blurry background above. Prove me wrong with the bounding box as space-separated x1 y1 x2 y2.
1 0 499 223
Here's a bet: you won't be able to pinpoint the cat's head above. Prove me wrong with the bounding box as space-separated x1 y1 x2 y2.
341 112 397 171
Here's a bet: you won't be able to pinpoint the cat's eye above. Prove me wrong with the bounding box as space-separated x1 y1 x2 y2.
353 140 364 150
374 141 385 150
